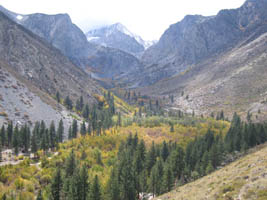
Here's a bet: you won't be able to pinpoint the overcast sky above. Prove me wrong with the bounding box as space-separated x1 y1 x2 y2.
1 0 245 40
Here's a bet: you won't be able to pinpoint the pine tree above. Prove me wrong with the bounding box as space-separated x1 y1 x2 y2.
169 146 185 179
75 99 80 112
88 124 92 135
106 168 119 200
7 121 13 148
170 123 174 133
80 164 89 200
65 150 76 177
57 119 64 143
209 143 220 168
138 107 142 117
0 144 2 162
0 125 6 147
64 96 73 110
56 91 60 103
72 120 78 138
149 165 158 197
51 168 62 200
161 141 169 162
23 125 30 153
90 175 101 200
80 96 84 111
13 125 19 155
162 164 174 193
41 134 47 152
68 125 72 140
119 152 136 200
205 161 214 174
146 142 156 174
68 168 81 200
220 110 224 120
154 159 164 195
80 121 87 136
49 121 56 149
31 130 37 156
139 170 148 194
82 104 90 119
40 121 46 140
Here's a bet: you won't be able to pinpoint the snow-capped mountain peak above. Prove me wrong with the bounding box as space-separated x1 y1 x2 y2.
86 23 156 56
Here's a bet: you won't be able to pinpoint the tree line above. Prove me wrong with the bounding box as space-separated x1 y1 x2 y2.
39 150 101 200
105 113 267 199
63 92 115 136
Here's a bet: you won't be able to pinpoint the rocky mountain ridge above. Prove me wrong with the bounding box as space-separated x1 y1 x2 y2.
86 23 156 57
0 10 98 130
138 0 267 86
0 5 142 80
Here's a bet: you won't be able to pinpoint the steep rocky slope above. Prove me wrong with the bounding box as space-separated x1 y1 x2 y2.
154 143 267 200
0 5 96 61
139 0 267 85
0 11 101 102
0 6 142 79
140 29 267 118
133 0 267 118
0 11 98 129
0 65 76 134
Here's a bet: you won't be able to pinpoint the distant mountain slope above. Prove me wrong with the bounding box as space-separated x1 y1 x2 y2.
140 29 267 118
0 5 96 61
86 23 146 56
0 10 100 128
138 0 267 86
154 143 267 200
0 6 142 80
83 46 142 79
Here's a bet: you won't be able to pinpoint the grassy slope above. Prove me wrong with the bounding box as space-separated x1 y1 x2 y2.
154 143 267 200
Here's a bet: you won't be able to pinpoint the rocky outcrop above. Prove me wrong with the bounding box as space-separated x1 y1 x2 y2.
0 10 99 131
139 0 267 86
0 11 100 104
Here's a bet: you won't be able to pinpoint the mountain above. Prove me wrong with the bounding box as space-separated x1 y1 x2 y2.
0 5 96 61
154 143 267 200
131 0 267 117
86 23 155 57
0 10 100 130
138 0 267 86
0 6 142 80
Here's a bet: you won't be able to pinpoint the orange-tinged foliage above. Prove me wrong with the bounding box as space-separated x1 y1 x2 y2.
0 114 230 199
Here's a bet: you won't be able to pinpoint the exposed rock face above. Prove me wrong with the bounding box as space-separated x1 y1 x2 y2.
0 65 75 135
86 23 145 57
0 11 98 131
20 13 95 59
83 46 142 79
0 6 142 80
140 0 267 86
0 11 100 105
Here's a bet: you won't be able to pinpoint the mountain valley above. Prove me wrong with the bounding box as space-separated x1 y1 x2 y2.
0 0 267 200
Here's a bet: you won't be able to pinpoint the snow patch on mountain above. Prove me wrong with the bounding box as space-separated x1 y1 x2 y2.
16 15 23 20
86 23 156 50
87 36 100 41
